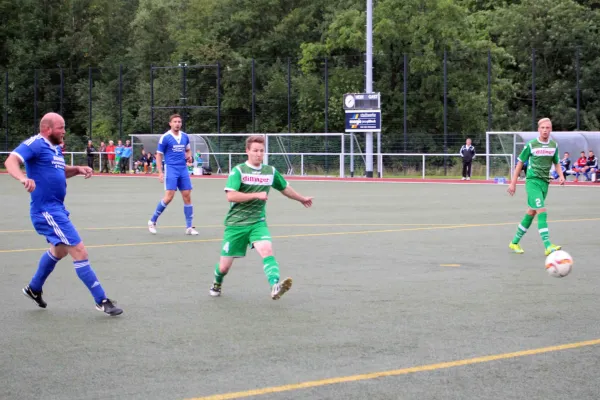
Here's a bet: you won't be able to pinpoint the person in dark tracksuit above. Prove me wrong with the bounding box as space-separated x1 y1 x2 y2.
460 138 476 180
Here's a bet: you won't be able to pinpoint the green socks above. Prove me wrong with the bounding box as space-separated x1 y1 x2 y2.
214 263 227 284
537 212 551 248
263 256 280 286
512 213 534 244
214 257 280 286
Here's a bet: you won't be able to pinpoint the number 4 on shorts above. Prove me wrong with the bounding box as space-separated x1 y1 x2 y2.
222 242 230 253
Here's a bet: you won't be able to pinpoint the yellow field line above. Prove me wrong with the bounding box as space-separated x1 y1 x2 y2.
0 223 461 234
0 218 598 254
186 338 600 400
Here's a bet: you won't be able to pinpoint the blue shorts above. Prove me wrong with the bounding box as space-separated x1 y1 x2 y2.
164 165 192 191
31 209 82 247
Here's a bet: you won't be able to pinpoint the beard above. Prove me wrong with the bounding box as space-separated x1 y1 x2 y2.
48 132 63 145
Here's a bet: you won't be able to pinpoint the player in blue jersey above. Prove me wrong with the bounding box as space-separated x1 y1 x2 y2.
147 114 198 235
4 113 122 316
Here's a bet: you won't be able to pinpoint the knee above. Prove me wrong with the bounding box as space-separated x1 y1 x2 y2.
163 192 175 204
181 192 192 204
527 209 537 216
255 242 273 258
70 243 89 261
52 245 69 259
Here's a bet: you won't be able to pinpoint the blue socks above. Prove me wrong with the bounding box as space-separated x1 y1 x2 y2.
29 250 60 292
73 260 106 304
184 204 194 228
151 200 168 223
152 200 194 228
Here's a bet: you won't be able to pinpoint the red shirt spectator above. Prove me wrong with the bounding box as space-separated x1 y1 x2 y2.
574 152 587 170
106 143 116 161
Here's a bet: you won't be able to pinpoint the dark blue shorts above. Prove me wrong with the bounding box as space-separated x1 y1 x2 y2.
164 165 192 191
31 209 82 247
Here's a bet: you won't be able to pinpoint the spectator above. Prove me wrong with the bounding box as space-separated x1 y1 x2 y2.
106 140 116 173
119 140 132 174
460 138 476 180
151 152 157 173
192 151 204 175
99 141 109 173
86 140 96 170
583 150 598 181
145 152 154 174
573 151 588 182
114 140 124 173
552 152 571 180
134 149 149 174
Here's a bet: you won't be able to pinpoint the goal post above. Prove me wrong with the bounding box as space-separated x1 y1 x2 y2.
130 133 346 177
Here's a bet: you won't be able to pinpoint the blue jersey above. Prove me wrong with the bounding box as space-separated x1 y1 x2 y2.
157 130 190 167
12 135 67 213
121 145 133 158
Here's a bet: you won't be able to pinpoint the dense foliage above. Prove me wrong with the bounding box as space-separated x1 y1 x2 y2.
1 0 599 152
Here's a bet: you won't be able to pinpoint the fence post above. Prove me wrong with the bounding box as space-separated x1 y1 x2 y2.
324 57 329 174
403 53 408 154
287 57 291 133
350 134 355 177
422 154 425 179
217 61 221 134
34 69 38 135
89 66 93 140
532 48 536 131
119 64 123 140
443 50 448 175
576 47 580 130
487 49 492 131
59 66 64 116
150 64 154 134
340 132 345 178
181 63 187 131
301 154 304 176
264 134 269 165
4 71 8 151
251 58 256 133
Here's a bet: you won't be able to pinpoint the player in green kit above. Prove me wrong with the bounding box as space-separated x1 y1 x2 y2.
507 118 565 255
210 135 314 299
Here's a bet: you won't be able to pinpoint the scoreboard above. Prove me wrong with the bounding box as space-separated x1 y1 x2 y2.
343 93 381 110
344 92 381 132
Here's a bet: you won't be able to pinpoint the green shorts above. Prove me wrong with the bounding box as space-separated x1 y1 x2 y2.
526 178 549 209
220 221 272 257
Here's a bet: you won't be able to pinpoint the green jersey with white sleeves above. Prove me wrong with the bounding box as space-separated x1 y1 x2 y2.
518 138 560 182
224 162 288 226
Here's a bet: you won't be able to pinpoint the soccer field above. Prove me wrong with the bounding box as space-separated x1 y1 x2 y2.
0 175 599 400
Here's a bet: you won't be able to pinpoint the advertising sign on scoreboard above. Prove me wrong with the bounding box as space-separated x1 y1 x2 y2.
344 110 381 132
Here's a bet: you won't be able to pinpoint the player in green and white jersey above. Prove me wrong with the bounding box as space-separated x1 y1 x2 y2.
210 135 313 300
507 118 565 256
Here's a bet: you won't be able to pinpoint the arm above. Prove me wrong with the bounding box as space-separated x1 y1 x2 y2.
156 152 164 174
185 148 193 163
156 152 165 183
65 165 92 179
507 160 524 196
281 185 313 208
4 154 36 192
226 190 267 203
554 163 565 184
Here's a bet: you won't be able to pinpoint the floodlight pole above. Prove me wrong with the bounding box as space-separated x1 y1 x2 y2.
365 0 374 178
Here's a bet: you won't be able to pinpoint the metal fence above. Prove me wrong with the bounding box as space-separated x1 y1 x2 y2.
1 49 598 155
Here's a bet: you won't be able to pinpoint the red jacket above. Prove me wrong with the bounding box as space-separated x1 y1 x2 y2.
106 145 116 160
575 157 587 168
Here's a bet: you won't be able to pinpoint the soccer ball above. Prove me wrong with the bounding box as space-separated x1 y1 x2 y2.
545 250 573 278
